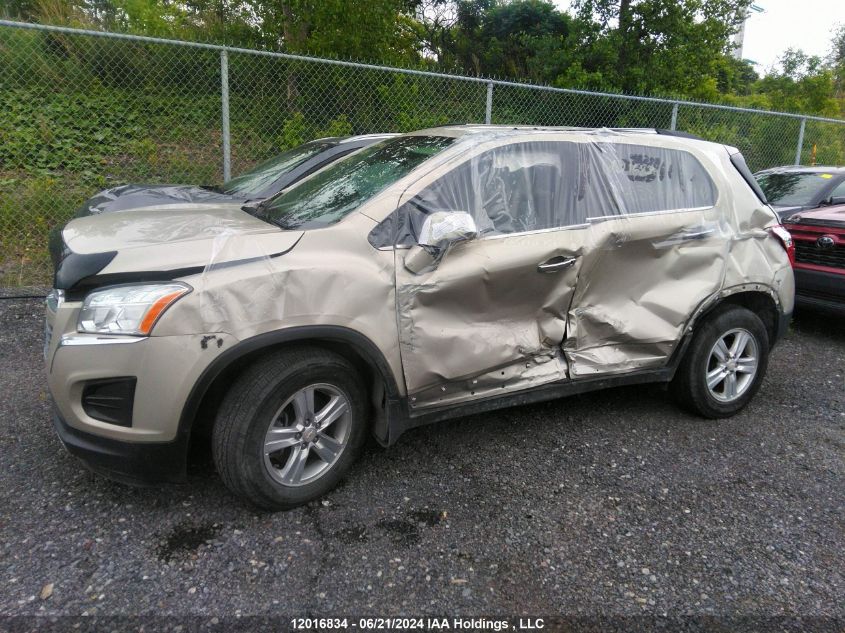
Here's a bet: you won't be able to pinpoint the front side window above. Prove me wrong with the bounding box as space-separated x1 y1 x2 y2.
756 172 840 206
262 135 455 230
222 140 337 196
399 141 573 240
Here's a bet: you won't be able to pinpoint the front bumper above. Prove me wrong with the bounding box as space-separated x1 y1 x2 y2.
793 267 845 314
45 298 237 484
46 330 234 482
47 328 235 443
53 406 188 485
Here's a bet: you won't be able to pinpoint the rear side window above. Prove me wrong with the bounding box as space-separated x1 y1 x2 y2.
581 142 718 218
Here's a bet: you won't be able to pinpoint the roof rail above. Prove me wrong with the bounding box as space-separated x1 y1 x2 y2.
654 128 704 141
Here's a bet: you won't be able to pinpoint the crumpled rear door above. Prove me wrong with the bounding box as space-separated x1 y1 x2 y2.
561 139 729 376
565 209 726 376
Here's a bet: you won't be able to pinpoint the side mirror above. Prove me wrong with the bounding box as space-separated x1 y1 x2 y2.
829 196 845 206
418 211 478 249
404 211 478 275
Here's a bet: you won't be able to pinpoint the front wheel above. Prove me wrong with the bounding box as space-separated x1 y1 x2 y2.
670 305 770 418
212 347 368 510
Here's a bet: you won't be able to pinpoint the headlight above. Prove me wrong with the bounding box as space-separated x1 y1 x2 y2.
45 288 64 313
78 283 191 335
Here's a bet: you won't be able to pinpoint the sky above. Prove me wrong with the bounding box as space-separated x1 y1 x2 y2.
741 0 845 72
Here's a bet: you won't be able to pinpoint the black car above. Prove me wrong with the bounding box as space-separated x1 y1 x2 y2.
754 166 845 221
75 134 397 217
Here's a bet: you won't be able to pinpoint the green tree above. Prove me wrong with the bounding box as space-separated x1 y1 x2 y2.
829 24 845 100
570 0 752 97
0 0 38 18
754 49 840 117
437 0 573 79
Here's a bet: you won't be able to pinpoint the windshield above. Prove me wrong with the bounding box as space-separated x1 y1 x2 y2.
222 140 337 196
756 172 838 206
262 135 456 230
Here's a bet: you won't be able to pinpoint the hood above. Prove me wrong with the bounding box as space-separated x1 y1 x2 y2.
76 184 249 217
771 204 807 222
57 206 302 290
784 204 845 228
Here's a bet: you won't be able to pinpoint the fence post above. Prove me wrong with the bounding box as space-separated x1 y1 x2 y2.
794 117 806 166
670 102 679 131
485 82 494 124
220 49 232 181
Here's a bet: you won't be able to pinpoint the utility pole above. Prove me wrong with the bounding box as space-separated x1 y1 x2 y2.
732 3 765 61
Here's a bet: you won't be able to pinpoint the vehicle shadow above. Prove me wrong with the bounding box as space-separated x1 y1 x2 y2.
790 308 845 343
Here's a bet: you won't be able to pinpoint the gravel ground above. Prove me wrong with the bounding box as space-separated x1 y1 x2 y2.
0 294 842 629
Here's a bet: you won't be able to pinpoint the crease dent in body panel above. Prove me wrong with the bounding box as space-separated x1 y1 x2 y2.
198 227 285 331
396 242 565 394
382 128 784 405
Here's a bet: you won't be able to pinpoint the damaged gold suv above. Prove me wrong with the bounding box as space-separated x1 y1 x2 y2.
46 126 795 509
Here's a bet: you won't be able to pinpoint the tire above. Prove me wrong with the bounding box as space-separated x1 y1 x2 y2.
670 305 769 418
212 346 368 510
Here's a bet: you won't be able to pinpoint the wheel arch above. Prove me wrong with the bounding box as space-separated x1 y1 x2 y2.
689 286 784 349
179 326 404 448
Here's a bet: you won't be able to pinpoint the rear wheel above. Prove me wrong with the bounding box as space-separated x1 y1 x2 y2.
671 305 769 418
212 347 368 510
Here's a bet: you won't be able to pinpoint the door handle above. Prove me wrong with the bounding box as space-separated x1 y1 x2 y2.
677 227 716 241
653 226 717 248
537 256 578 273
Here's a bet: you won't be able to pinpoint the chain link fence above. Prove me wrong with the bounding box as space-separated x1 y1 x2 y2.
2 19 845 290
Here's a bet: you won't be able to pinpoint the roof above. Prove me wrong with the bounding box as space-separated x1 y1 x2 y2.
416 124 653 135
755 165 845 175
338 133 399 144
406 124 723 149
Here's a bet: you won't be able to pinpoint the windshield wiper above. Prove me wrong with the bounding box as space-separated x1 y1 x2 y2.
242 199 277 223
199 184 223 193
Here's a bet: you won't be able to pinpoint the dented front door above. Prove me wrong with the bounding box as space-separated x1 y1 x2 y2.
395 228 587 409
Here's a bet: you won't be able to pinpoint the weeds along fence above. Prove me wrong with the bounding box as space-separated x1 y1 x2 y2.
2 20 845 289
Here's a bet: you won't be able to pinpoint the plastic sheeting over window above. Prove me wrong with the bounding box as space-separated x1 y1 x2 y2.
382 140 718 247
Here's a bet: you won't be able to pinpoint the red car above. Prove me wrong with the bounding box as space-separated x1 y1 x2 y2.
783 204 845 313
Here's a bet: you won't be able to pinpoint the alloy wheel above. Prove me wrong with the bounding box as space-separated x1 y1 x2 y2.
705 328 759 403
262 383 351 486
